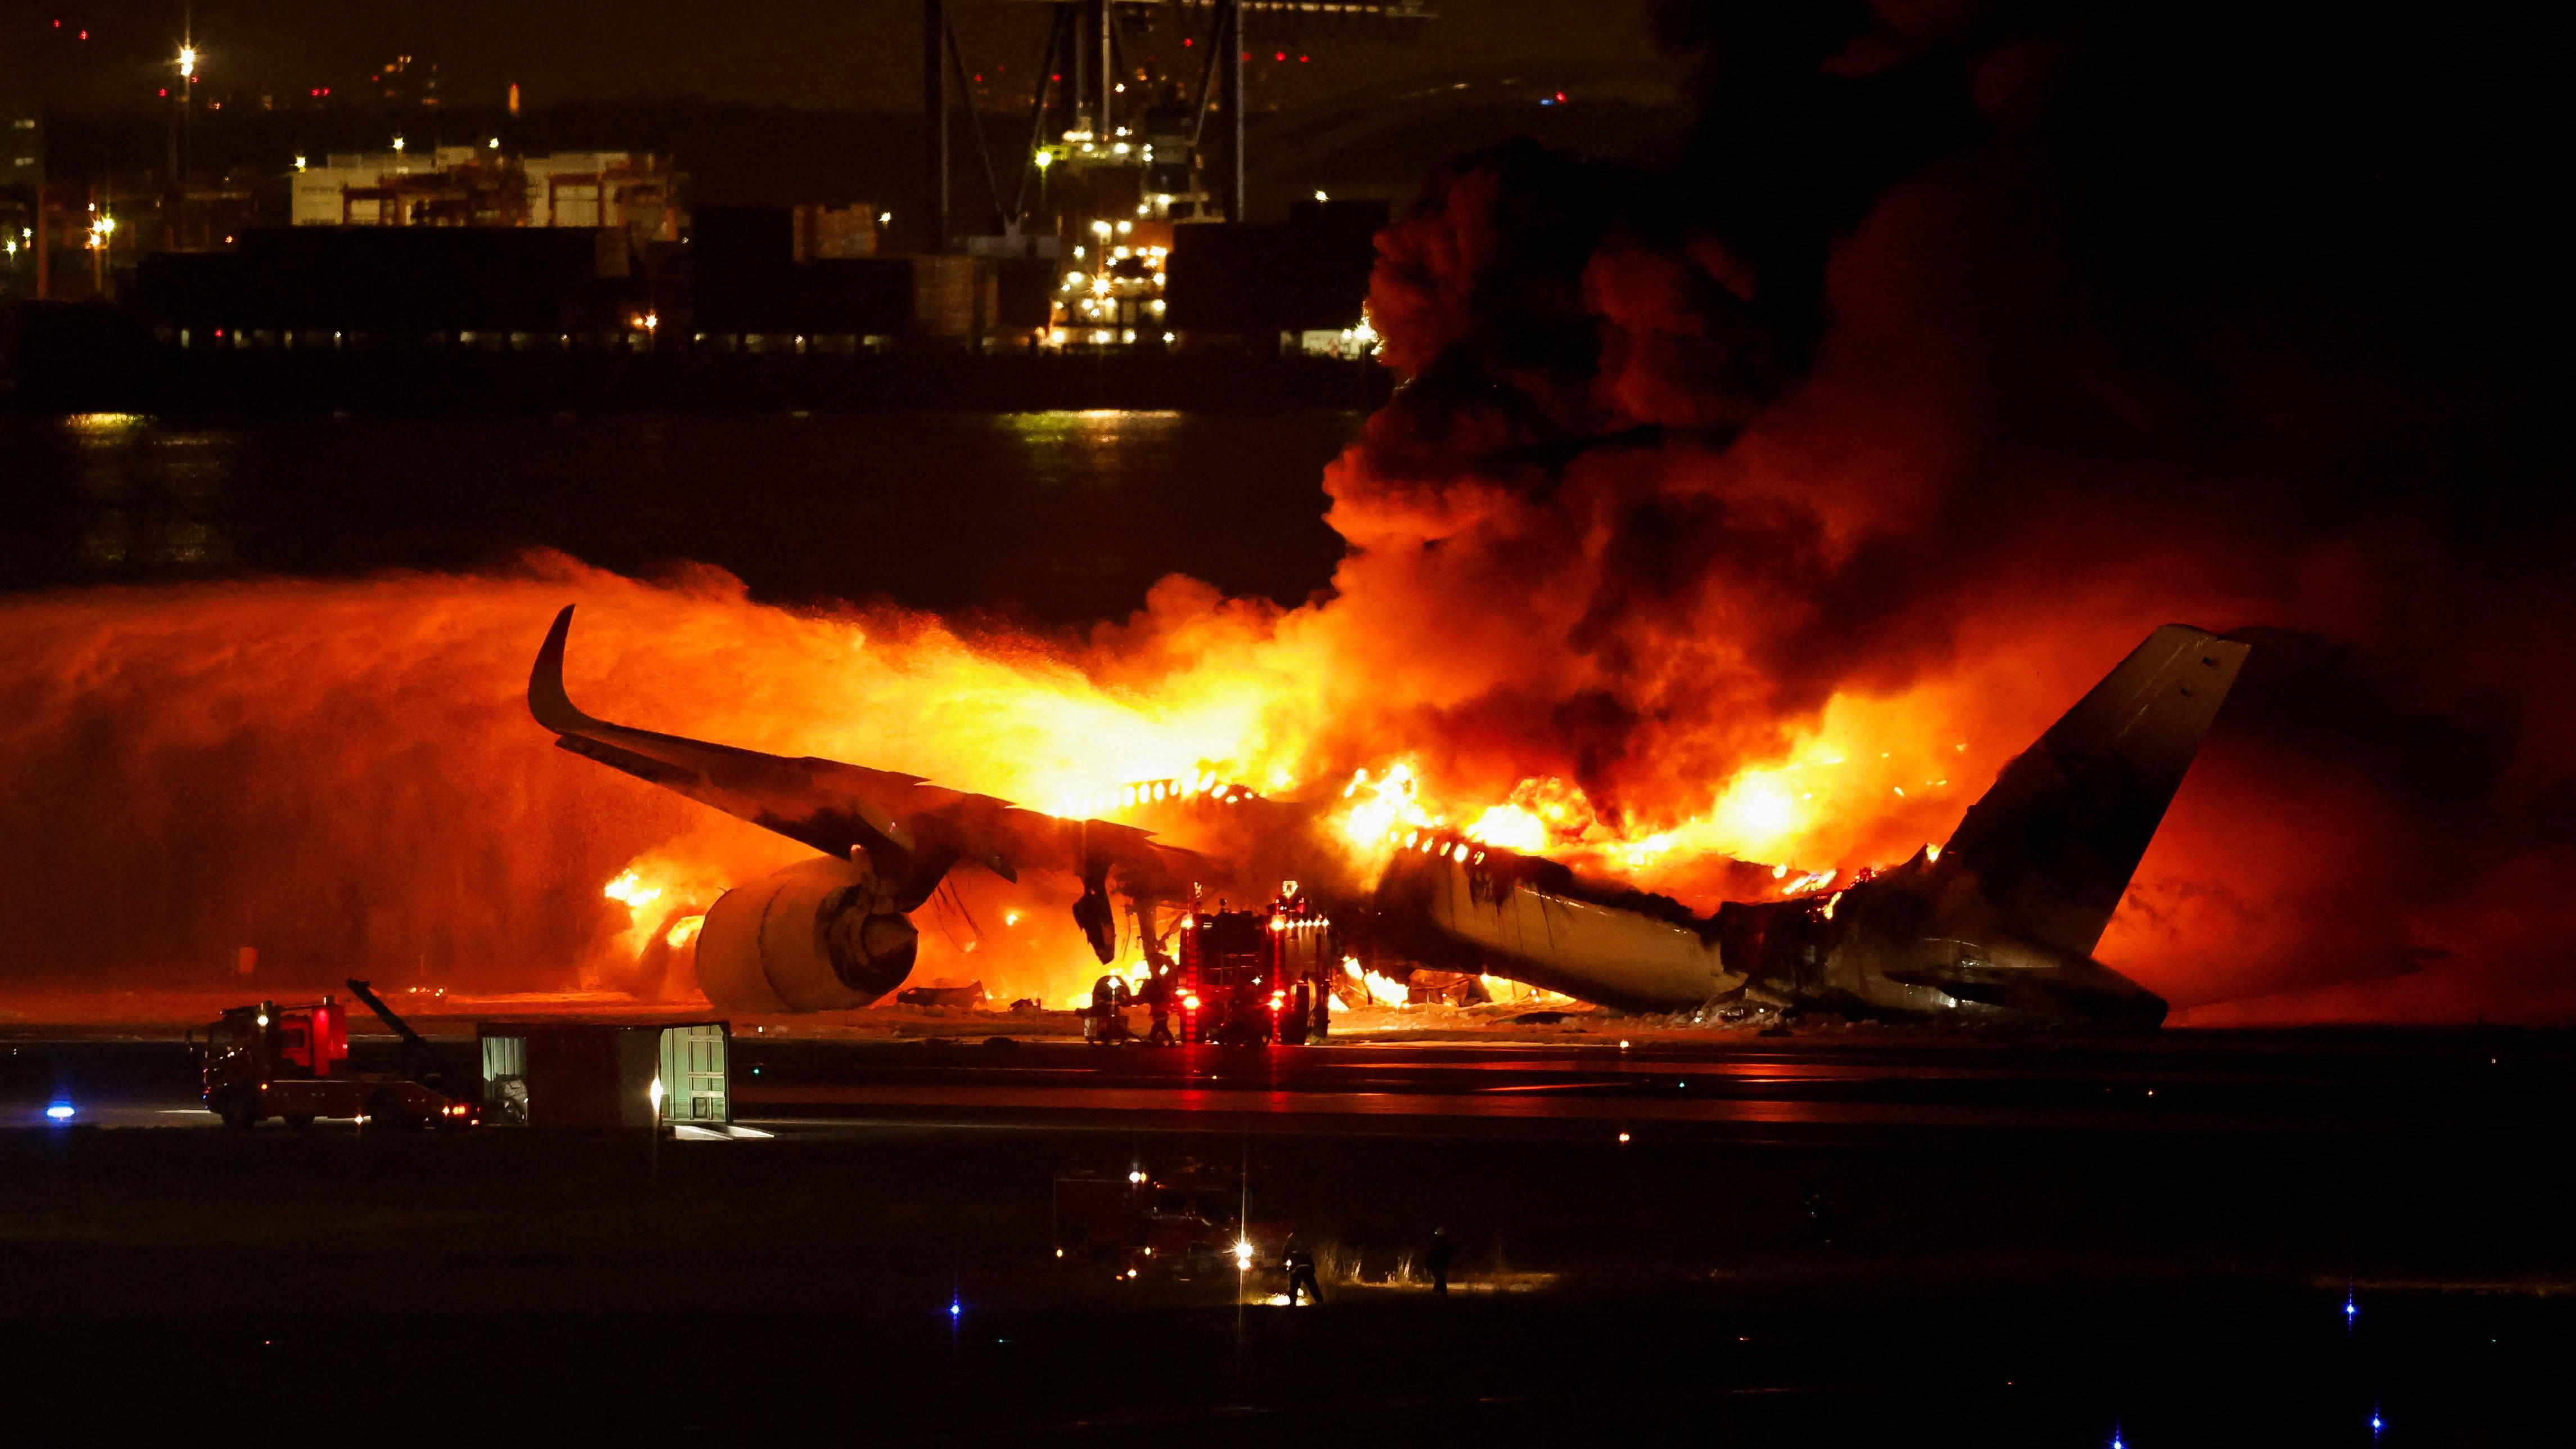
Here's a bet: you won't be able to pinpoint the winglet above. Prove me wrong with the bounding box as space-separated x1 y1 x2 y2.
528 605 599 736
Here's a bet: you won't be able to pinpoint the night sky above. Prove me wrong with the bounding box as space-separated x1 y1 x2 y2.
3 0 1672 114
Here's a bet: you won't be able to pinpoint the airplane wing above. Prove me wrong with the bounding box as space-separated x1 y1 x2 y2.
527 606 1200 905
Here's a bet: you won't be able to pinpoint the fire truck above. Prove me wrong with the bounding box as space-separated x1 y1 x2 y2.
195 978 478 1130
1172 887 1333 1047
1052 1158 1291 1282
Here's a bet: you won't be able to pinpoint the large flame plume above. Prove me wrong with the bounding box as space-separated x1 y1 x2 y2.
1 0 2565 1024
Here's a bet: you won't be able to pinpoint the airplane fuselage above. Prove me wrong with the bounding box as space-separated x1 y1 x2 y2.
1373 845 2168 1027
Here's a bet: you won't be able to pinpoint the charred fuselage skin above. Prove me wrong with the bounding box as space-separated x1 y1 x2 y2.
1373 846 2167 1026
1365 625 2249 1027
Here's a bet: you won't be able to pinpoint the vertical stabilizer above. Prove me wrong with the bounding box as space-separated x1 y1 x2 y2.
1941 626 2249 957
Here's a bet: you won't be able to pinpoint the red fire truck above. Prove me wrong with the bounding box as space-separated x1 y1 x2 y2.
195 978 478 1130
1172 887 1333 1046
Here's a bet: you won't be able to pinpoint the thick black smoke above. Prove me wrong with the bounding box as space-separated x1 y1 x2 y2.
1324 0 2572 1016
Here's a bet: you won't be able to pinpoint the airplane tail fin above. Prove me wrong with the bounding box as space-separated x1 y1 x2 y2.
1940 625 2250 958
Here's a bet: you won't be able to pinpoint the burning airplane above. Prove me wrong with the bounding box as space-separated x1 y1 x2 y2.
531 607 2243 1026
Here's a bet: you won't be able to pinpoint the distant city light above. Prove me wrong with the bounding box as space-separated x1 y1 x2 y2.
487 137 500 149
1314 189 1329 202
293 156 307 171
391 135 405 152
877 211 891 224
178 46 196 81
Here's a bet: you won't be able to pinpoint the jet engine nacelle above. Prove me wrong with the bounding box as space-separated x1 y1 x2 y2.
694 857 918 1013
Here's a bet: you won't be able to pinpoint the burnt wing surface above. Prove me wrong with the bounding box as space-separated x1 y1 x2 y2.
1941 625 2249 958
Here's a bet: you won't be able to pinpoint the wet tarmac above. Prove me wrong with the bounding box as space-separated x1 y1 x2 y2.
6 1026 2572 1441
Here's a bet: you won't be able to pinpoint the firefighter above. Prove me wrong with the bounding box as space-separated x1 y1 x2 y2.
1087 973 1128 1045
1283 1233 1321 1306
1312 977 1332 1040
1289 980 1312 1046
1427 1226 1455 1297
1143 967 1176 1047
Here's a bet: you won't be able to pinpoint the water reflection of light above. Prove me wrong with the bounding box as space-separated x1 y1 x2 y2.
63 412 149 436
55 414 242 576
1002 409 1186 443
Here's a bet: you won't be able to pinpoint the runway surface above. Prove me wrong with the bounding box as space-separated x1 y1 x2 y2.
722 1029 2576 1140
8 1023 2574 1441
16 1024 2573 1143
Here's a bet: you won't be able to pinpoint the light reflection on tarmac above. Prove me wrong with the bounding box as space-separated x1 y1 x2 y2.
10 1015 2572 1140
